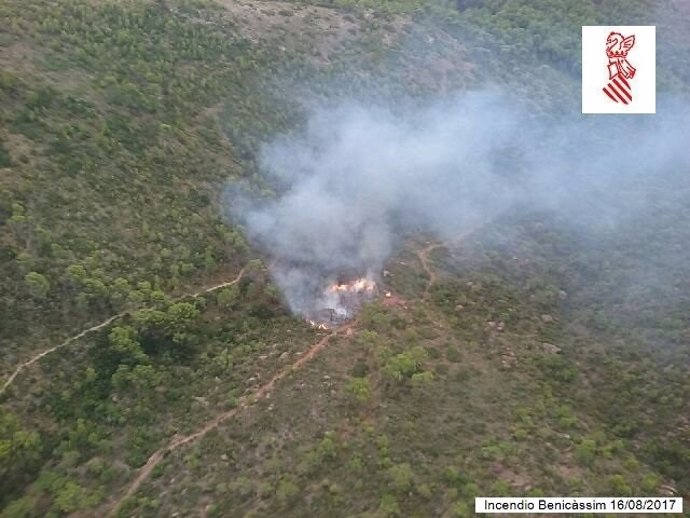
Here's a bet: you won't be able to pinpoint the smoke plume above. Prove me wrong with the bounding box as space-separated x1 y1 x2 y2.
225 92 690 321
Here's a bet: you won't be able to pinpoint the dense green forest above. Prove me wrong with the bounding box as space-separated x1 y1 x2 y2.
1 0 688 516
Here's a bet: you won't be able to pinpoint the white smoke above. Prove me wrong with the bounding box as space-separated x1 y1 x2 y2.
225 92 690 320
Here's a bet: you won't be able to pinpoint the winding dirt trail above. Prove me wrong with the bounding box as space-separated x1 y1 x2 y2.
417 242 443 297
185 266 247 300
0 314 125 396
106 321 355 517
415 223 486 297
0 267 247 397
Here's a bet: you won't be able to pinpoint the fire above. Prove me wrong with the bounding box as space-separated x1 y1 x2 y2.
308 320 331 330
305 275 378 328
326 277 376 294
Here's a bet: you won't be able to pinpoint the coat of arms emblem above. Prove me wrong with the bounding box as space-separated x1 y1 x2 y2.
602 32 635 105
582 25 655 114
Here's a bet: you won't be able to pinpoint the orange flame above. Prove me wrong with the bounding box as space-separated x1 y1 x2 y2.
326 277 376 294
305 276 377 328
307 320 331 330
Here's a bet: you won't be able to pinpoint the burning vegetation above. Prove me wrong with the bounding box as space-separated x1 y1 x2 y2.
307 275 378 328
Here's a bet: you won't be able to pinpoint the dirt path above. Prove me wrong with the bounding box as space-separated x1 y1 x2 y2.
415 223 487 298
186 266 247 299
0 314 124 396
0 267 247 397
417 242 444 297
106 321 355 517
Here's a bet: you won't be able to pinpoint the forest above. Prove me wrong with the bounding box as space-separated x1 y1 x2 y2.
1 0 688 516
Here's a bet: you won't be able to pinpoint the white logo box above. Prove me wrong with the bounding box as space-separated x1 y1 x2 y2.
582 26 656 114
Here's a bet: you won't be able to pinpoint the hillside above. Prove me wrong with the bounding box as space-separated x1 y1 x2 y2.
1 0 689 517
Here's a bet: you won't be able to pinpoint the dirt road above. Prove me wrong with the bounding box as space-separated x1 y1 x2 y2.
0 267 247 397
106 321 355 517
